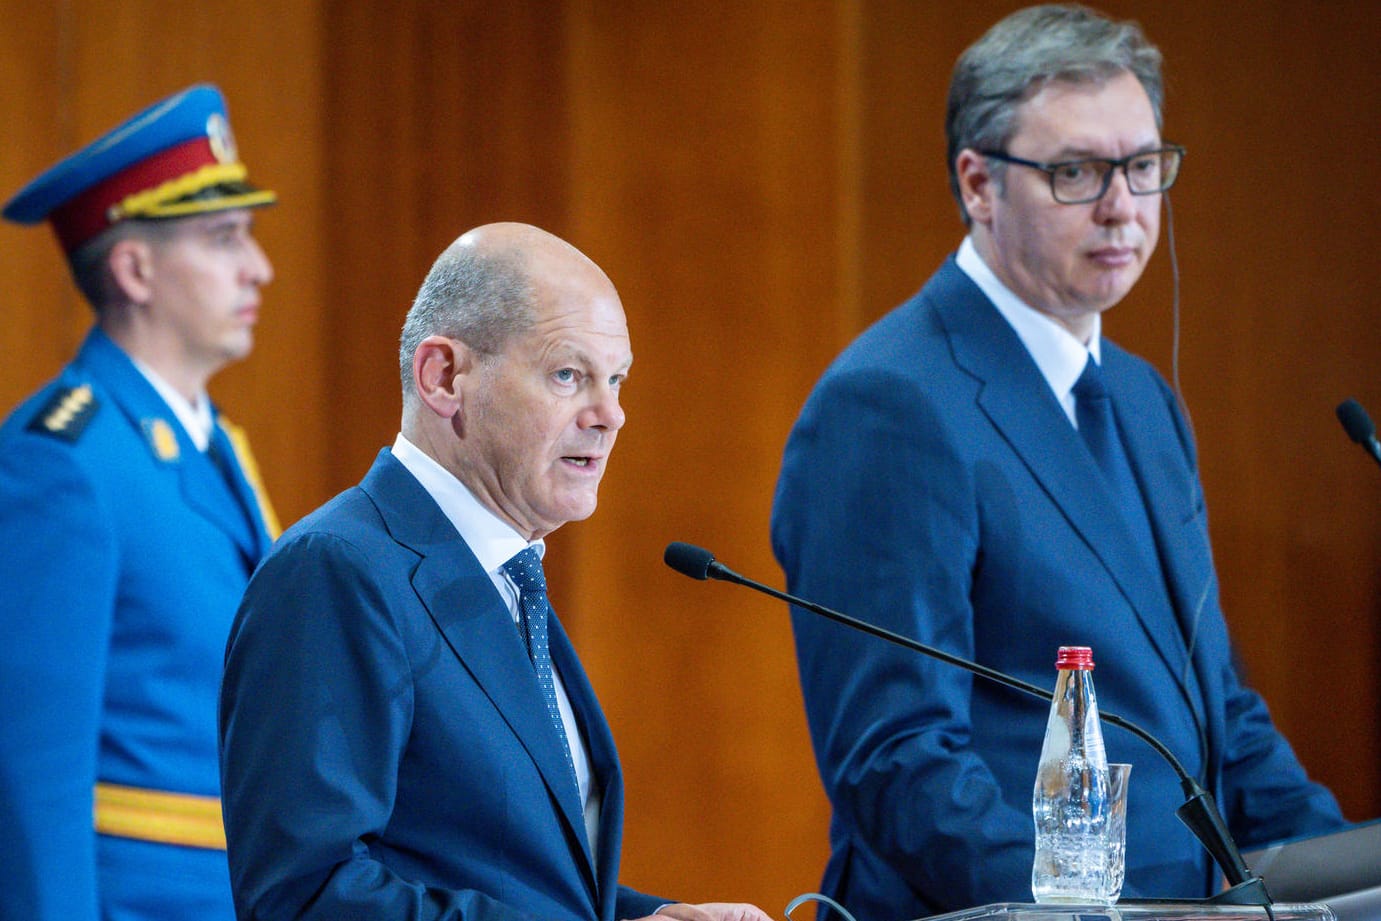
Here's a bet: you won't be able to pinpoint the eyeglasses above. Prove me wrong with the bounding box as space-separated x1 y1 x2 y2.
978 145 1186 204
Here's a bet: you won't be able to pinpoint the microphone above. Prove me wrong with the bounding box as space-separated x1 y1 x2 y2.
1336 398 1381 471
664 541 1272 906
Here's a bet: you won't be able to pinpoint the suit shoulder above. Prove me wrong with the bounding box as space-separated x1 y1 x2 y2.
1103 340 1177 399
842 262 963 357
1102 338 1160 375
274 484 386 548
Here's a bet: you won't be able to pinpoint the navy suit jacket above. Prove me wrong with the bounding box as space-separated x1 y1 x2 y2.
220 449 666 921
770 258 1342 921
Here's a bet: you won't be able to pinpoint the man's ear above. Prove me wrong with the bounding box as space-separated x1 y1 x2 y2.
955 148 997 225
411 335 472 419
107 238 156 305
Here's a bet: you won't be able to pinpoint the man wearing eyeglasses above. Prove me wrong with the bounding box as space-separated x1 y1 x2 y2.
771 6 1344 919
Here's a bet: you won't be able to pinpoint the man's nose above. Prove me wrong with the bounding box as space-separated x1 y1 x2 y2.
580 387 625 432
1094 167 1139 222
243 235 274 285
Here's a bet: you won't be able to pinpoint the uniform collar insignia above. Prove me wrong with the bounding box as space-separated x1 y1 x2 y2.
143 417 181 462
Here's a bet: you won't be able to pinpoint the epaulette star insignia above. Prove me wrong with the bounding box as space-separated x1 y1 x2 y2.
26 384 100 442
142 418 181 462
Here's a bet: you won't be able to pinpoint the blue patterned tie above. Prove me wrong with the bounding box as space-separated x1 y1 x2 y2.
503 548 577 783
1073 356 1159 560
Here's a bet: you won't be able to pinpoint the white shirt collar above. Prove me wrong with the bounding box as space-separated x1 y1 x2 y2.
956 236 1099 425
129 357 214 451
390 433 541 574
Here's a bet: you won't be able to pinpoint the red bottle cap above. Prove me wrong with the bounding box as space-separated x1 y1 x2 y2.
1055 646 1095 670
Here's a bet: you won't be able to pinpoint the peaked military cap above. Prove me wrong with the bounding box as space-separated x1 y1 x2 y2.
2 84 276 253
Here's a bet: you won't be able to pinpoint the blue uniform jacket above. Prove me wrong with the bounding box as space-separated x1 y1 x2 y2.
219 449 667 921
0 328 275 920
770 257 1343 921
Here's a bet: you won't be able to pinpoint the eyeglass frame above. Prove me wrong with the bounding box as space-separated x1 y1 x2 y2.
976 145 1186 204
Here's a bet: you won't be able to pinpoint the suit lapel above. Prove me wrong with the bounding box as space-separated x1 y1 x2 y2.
359 452 599 897
549 614 621 905
932 263 1196 695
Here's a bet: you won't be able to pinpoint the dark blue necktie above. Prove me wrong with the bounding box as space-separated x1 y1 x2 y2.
503 548 577 783
1073 356 1159 560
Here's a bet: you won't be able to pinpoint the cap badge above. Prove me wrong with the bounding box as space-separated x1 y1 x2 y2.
206 112 237 164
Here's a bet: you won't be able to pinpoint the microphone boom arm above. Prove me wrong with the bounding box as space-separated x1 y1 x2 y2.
668 542 1271 905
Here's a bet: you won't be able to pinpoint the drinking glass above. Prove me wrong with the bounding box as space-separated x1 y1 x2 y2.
1104 762 1132 903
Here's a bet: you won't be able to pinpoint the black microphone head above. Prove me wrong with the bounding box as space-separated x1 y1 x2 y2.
664 542 716 580
1336 398 1375 445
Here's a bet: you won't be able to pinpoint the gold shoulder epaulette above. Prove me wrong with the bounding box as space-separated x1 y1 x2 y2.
26 384 100 443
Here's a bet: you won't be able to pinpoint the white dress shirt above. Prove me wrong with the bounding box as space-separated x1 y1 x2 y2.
131 357 214 450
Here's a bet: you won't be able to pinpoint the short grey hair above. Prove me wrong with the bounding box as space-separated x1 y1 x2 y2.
398 240 534 408
946 3 1164 224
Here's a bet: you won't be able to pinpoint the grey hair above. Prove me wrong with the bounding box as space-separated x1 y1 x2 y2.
945 3 1164 224
68 219 180 309
398 240 534 408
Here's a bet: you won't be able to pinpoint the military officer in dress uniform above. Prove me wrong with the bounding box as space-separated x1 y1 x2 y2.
0 84 279 921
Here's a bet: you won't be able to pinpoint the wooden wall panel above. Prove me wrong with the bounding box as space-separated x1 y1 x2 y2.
556 1 846 904
1 0 1376 915
321 0 574 492
0 4 89 409
1145 1 1381 823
